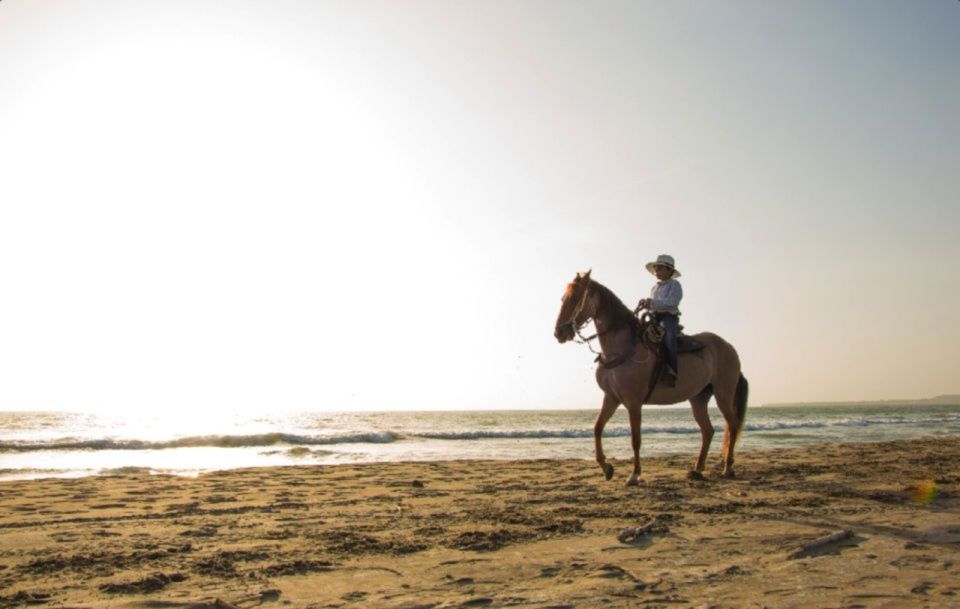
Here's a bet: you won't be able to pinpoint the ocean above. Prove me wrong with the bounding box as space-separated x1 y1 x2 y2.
2 403 959 481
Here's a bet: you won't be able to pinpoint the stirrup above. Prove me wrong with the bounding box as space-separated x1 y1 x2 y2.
661 368 677 387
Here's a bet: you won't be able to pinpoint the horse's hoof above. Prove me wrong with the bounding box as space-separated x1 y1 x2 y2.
625 476 642 487
687 470 705 481
603 463 614 481
722 470 736 479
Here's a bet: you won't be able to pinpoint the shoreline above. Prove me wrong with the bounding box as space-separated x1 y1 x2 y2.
4 430 960 483
5 404 960 483
2 437 959 608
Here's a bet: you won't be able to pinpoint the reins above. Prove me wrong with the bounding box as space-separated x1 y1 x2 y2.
573 325 607 356
566 285 656 368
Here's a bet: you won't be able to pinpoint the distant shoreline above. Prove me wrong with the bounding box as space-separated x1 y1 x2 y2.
5 397 960 414
761 394 960 408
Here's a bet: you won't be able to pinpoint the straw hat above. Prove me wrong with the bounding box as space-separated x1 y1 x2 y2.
645 254 681 278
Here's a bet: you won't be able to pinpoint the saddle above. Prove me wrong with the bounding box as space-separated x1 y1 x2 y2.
639 317 705 392
595 316 705 372
677 334 705 353
640 318 705 353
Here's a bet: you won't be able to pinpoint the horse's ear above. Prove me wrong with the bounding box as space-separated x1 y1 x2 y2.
582 269 592 283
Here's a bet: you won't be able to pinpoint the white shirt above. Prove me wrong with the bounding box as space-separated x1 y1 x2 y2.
649 278 682 315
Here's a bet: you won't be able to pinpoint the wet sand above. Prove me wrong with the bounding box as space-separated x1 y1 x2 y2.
1 437 959 608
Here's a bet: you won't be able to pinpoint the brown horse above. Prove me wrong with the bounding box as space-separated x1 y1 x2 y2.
554 270 748 485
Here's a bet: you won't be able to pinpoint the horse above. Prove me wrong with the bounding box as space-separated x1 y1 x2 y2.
554 270 749 485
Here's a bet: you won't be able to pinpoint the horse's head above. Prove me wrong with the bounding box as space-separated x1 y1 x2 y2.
554 270 594 343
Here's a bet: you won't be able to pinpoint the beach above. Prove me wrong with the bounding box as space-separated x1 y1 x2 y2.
1 437 959 609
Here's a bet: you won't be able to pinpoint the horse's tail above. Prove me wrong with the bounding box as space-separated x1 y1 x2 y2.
734 373 749 445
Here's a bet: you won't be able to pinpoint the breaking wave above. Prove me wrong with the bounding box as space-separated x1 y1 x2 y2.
3 413 958 453
416 429 609 440
0 431 398 452
415 414 960 440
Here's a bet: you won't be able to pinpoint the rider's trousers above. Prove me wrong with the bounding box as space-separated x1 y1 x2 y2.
654 312 680 376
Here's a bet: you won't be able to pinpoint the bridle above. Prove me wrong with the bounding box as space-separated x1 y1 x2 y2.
560 282 607 356
561 280 656 367
562 282 591 337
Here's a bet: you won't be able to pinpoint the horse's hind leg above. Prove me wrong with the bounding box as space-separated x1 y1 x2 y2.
715 378 744 478
688 384 714 480
594 394 620 481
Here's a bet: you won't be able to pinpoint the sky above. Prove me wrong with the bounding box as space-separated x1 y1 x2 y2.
0 0 957 414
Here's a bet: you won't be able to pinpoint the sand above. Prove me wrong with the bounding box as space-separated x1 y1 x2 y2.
1 437 959 609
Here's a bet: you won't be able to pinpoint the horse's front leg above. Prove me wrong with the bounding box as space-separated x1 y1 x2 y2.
594 394 620 481
626 405 643 486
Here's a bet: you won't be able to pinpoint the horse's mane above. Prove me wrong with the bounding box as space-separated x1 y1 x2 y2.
587 279 644 341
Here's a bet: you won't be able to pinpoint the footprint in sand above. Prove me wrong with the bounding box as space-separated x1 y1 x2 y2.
891 555 939 568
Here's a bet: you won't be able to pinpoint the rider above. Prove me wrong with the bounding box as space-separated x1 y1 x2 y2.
637 254 682 387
